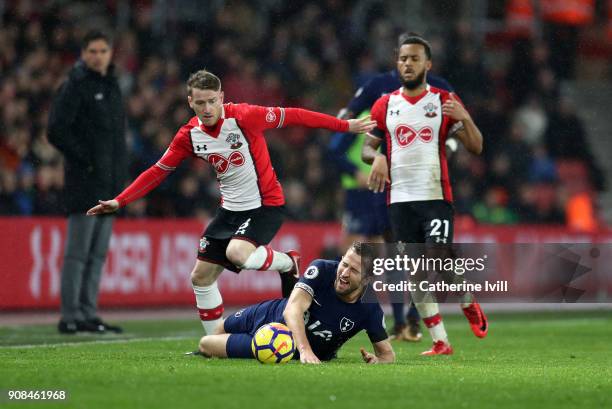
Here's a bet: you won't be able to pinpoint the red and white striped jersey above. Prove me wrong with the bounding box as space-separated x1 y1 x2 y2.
114 103 348 211
159 104 287 211
371 85 464 204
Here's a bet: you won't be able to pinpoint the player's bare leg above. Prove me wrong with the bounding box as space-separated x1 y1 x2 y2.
226 239 300 297
225 239 257 267
226 238 293 271
191 260 224 334
198 334 231 358
187 319 227 357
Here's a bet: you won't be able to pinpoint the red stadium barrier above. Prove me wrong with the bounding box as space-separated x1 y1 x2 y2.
0 217 341 309
0 217 610 310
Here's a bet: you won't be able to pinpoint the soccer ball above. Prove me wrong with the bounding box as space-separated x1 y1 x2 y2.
251 322 295 364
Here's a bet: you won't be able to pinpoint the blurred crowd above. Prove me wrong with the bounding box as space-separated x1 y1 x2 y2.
0 0 607 228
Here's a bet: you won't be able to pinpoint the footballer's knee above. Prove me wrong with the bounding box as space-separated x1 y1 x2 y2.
190 261 223 287
198 334 229 358
198 336 213 357
225 240 255 267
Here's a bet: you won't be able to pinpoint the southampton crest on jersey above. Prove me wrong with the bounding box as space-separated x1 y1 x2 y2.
265 107 277 123
199 237 210 253
423 102 438 118
226 133 243 149
340 317 355 332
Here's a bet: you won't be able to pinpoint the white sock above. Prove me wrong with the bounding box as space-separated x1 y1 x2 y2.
192 282 223 334
416 302 449 344
242 245 293 272
428 319 449 343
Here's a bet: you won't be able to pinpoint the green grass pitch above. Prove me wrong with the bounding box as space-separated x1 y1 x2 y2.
1 310 611 409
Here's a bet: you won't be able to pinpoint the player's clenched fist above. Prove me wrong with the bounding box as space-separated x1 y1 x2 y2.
347 115 376 134
86 199 119 216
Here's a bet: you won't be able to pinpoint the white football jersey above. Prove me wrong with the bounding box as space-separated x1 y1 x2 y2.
371 85 463 204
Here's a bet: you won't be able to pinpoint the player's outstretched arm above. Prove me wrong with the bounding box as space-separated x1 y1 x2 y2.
442 94 483 155
279 108 375 134
85 164 171 216
360 339 395 364
283 288 320 364
347 115 376 134
85 139 189 216
86 199 119 216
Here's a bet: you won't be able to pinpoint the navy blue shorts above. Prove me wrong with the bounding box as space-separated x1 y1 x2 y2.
343 189 390 236
224 299 287 359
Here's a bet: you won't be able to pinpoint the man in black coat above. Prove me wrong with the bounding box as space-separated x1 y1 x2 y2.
48 30 126 334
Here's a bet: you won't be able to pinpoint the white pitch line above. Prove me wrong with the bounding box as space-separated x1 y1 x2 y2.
0 335 198 350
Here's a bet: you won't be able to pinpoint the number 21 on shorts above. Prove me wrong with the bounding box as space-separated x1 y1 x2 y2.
429 219 450 243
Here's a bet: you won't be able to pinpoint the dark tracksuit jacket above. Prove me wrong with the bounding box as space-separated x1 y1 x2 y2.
48 60 127 214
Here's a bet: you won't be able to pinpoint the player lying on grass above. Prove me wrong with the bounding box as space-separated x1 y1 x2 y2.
195 242 395 364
